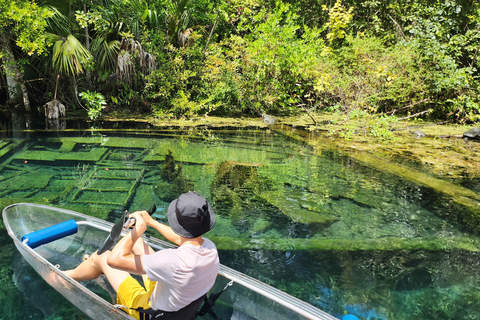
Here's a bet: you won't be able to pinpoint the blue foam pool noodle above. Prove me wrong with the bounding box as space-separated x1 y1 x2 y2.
21 220 78 248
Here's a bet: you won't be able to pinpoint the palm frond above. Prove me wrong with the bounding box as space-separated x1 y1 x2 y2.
164 0 191 45
92 37 120 72
128 0 147 14
52 34 92 76
45 6 71 36
143 9 161 29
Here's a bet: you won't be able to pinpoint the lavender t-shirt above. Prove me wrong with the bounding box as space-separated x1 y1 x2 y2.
142 238 219 312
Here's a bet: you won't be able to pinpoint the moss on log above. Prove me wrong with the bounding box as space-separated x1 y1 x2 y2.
12 148 108 162
258 190 339 224
277 126 480 229
210 236 480 252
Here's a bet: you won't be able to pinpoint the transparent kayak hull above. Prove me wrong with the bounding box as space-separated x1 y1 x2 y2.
3 203 338 320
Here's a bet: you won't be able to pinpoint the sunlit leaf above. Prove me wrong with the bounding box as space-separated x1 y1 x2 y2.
52 34 92 75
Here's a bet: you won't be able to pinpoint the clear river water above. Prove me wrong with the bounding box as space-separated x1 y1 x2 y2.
1 113 480 320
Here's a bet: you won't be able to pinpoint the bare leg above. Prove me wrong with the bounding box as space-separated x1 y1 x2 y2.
64 237 152 291
64 252 104 281
65 251 130 292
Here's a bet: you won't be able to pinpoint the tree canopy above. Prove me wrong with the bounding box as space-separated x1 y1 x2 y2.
0 0 52 55
1 0 479 127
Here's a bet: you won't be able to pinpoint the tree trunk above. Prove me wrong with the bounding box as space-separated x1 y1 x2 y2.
0 32 31 111
15 68 31 112
84 3 91 84
1 32 21 104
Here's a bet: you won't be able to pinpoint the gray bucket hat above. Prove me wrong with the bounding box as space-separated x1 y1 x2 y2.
167 191 216 238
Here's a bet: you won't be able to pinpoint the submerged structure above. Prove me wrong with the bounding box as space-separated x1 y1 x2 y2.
1 126 480 319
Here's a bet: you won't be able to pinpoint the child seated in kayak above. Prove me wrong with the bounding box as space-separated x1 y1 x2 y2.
64 191 219 319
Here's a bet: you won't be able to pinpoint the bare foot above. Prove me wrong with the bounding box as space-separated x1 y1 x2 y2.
48 270 71 288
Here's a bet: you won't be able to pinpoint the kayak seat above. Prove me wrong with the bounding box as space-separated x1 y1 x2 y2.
135 279 232 320
136 294 206 320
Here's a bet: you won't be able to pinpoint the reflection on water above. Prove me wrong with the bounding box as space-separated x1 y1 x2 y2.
0 117 480 319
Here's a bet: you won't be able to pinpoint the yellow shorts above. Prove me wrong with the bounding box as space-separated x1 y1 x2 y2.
116 276 157 319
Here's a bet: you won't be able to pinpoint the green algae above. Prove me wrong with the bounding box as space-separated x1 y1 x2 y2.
0 173 53 195
0 170 26 184
71 167 145 208
61 136 156 149
12 147 107 162
144 138 272 165
74 195 127 206
258 190 339 224
86 179 131 191
0 140 24 159
208 236 480 251
156 150 194 202
274 124 480 232
58 140 76 152
94 168 143 179
3 123 480 320
108 151 136 161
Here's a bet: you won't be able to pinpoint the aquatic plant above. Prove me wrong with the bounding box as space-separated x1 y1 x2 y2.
210 161 262 224
160 150 181 182
108 151 135 161
79 91 107 120
156 150 193 202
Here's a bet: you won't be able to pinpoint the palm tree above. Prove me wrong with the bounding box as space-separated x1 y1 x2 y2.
40 4 92 118
164 0 192 46
99 0 159 88
43 34 91 119
43 0 162 110
51 34 91 93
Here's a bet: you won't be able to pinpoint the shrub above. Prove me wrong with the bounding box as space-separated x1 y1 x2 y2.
313 35 427 116
79 91 107 120
200 1 325 116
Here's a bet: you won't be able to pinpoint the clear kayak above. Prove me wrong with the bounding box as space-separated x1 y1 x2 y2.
3 203 339 320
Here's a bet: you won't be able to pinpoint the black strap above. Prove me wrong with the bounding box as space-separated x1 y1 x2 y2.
134 293 205 320
136 307 164 320
196 280 234 319
135 280 233 320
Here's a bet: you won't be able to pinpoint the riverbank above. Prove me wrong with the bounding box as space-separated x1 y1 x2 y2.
101 111 480 179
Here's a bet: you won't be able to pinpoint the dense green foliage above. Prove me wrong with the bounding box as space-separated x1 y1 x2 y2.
1 0 479 125
0 0 52 55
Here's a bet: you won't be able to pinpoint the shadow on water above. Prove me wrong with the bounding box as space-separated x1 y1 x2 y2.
1 108 480 319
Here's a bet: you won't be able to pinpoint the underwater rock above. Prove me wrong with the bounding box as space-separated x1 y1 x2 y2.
160 150 180 182
463 127 480 140
258 190 339 225
156 176 194 203
262 113 276 125
411 129 426 138
211 161 261 191
210 161 294 233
